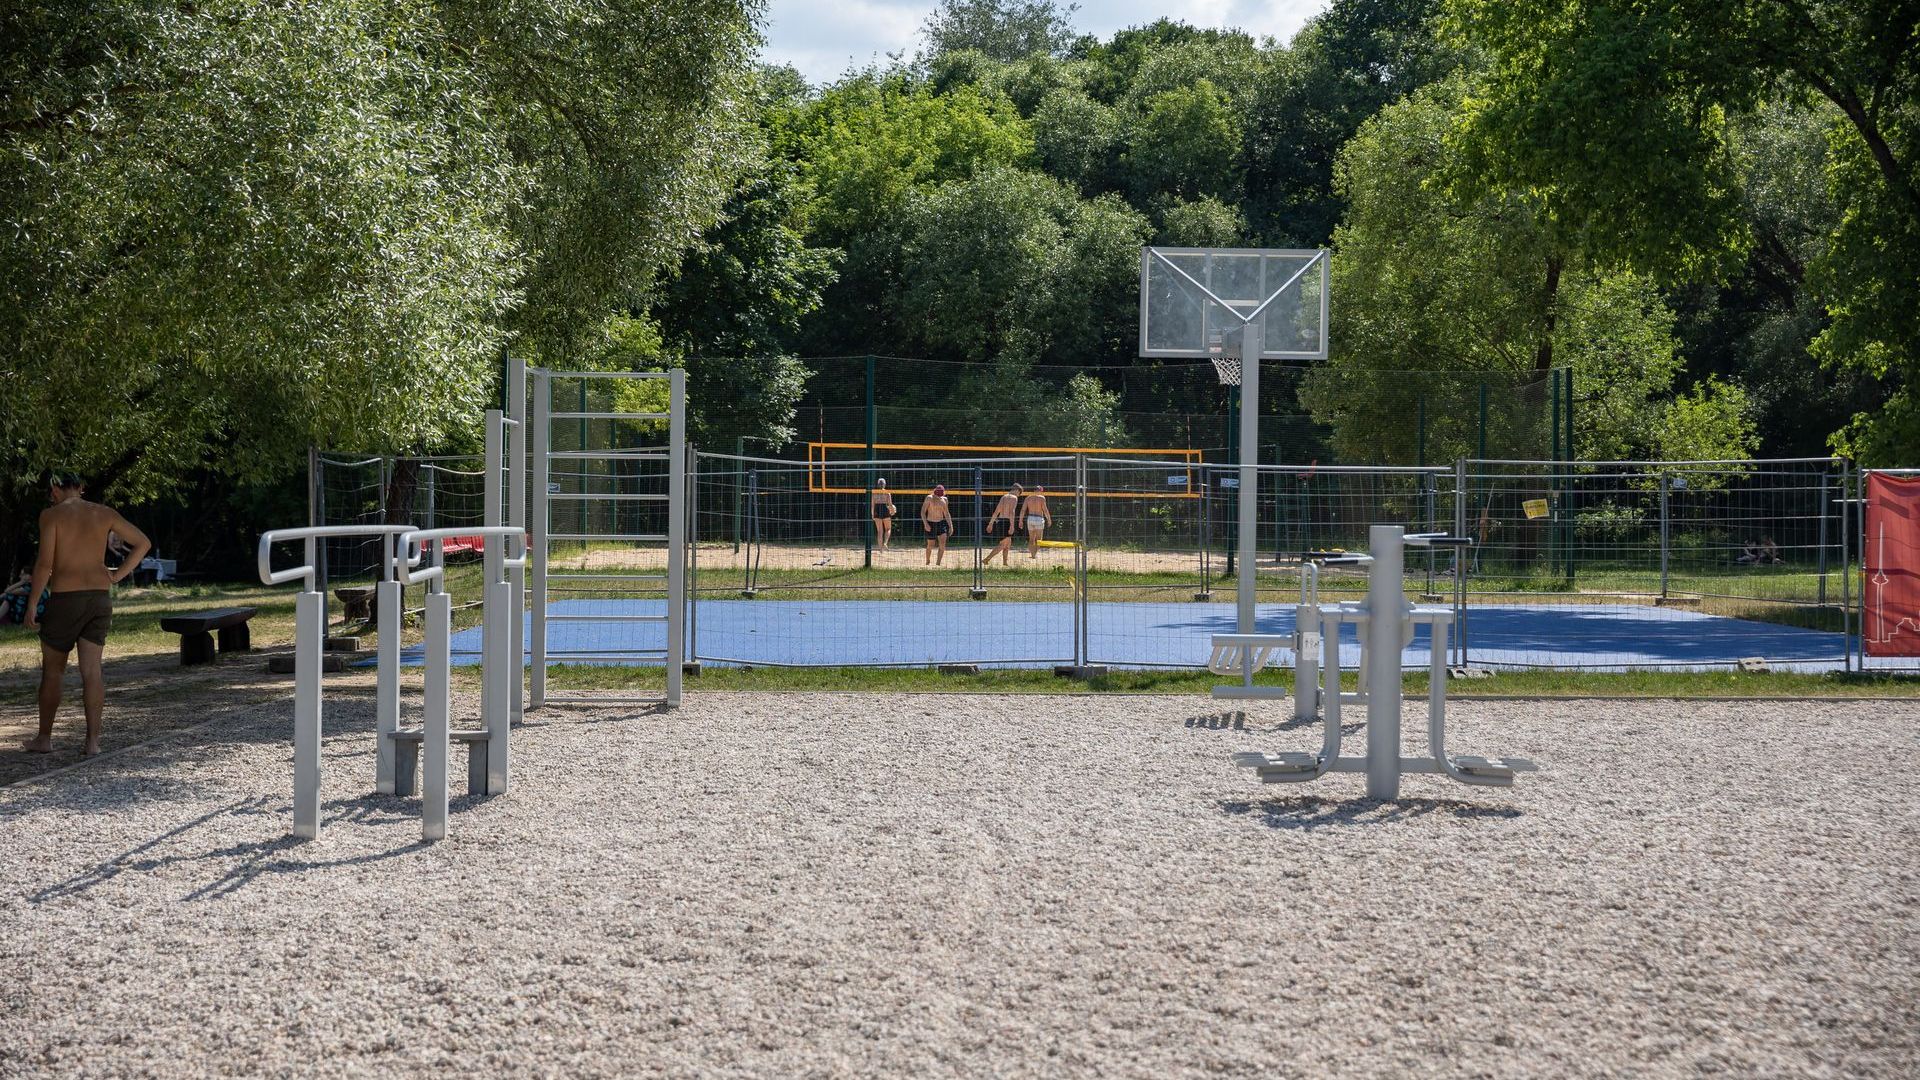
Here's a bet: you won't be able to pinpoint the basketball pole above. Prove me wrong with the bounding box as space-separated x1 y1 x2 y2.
1238 318 1262 634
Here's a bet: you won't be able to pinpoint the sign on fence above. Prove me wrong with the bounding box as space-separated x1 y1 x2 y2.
1866 472 1920 657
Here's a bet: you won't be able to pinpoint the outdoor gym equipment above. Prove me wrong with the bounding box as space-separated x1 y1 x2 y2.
1215 525 1537 798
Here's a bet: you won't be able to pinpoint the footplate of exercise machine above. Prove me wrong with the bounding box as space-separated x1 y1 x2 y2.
1230 750 1327 781
1452 755 1537 781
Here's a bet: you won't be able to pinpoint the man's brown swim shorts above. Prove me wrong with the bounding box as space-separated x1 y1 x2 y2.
39 590 112 652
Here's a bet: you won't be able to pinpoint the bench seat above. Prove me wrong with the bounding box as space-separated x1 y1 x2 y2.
158 607 258 665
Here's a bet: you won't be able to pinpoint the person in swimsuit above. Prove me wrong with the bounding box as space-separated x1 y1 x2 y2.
1023 484 1052 557
922 484 953 566
871 478 895 553
23 471 150 757
985 483 1022 567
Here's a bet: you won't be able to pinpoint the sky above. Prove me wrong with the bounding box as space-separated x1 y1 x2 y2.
759 1 1333 85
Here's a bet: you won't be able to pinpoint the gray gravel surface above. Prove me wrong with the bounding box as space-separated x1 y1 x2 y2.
1 692 1915 1078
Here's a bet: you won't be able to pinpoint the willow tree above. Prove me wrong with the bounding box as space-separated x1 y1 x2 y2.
0 0 759 572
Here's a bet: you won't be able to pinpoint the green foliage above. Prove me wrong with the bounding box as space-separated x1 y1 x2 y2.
1444 0 1920 460
0 0 757 522
895 167 1148 363
1034 372 1129 446
1155 197 1246 246
1123 80 1243 203
1030 87 1119 191
920 0 1080 63
1652 377 1760 466
1301 79 1684 463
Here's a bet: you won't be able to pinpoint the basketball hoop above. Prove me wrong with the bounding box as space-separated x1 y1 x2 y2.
1209 354 1242 386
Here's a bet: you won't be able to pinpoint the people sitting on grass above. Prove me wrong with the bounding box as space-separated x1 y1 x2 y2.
1737 536 1783 566
922 483 952 565
2 570 49 625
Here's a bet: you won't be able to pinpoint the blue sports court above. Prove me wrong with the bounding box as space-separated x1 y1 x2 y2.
419 598 1848 672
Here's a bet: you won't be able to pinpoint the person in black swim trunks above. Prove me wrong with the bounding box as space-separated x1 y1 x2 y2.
871 478 896 553
23 471 150 757
922 483 953 566
985 483 1022 566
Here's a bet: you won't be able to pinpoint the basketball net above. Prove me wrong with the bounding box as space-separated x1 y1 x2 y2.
1209 354 1242 387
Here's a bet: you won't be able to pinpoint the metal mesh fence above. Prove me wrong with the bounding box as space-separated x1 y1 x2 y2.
1455 459 1851 670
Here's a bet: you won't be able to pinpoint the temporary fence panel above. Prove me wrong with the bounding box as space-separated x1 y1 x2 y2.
1455 459 1850 670
1079 458 1450 669
692 453 1079 668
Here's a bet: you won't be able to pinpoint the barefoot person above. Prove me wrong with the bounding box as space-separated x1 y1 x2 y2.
922 484 953 566
1023 484 1052 557
984 483 1022 567
871 478 895 553
22 472 149 757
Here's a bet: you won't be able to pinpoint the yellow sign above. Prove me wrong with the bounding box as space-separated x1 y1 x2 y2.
1522 498 1550 520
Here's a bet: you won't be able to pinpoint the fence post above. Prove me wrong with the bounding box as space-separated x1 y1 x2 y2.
1075 454 1089 667
1843 461 1855 672
1196 461 1211 600
1817 469 1830 608
1477 382 1488 460
864 354 876 570
1658 472 1671 600
972 464 985 598
688 445 700 665
1454 457 1468 667
666 368 686 708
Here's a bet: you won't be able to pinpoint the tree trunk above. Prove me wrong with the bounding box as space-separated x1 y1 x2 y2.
1534 255 1563 373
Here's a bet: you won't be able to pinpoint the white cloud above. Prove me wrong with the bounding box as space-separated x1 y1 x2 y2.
758 1 1332 84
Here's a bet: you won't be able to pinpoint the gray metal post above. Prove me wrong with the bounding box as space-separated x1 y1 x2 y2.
1844 463 1855 671
1365 524 1404 800
1237 319 1263 633
291 588 324 840
483 409 503 732
689 444 700 665
1817 470 1830 607
508 353 527 726
1659 473 1671 599
972 464 985 596
1076 454 1089 666
530 372 551 708
667 369 687 707
1454 458 1468 666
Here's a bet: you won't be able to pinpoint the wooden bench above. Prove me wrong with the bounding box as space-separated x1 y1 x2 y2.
158 607 258 666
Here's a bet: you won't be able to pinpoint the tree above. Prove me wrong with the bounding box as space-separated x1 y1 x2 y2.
1241 0 1458 245
1300 80 1686 464
1031 87 1120 191
1156 197 1246 246
1445 0 1920 461
1122 80 1244 204
1652 377 1760 464
0 0 760 575
921 1 1080 63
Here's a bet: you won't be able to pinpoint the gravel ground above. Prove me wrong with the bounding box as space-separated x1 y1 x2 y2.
1 691 1915 1078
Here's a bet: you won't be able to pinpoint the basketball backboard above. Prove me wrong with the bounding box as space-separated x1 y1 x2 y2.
1138 247 1328 360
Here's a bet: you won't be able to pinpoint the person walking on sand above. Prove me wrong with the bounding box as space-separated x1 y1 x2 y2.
871 478 896 553
984 483 1022 567
1023 485 1052 557
23 471 150 757
922 484 953 565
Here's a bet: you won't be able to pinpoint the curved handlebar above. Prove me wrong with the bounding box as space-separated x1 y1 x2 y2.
258 525 417 588
393 527 529 586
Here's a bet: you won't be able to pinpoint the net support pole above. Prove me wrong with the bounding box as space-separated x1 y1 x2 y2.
667 368 686 708
1237 319 1263 634
864 354 876 570
972 464 984 596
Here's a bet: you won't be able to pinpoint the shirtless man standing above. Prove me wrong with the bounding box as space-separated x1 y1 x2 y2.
984 483 1022 567
921 484 953 566
1023 485 1052 557
23 472 149 756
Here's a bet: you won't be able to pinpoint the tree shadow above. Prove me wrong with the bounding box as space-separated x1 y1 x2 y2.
1219 794 1522 831
31 793 436 903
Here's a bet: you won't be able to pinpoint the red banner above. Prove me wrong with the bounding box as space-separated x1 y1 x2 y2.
1865 472 1920 657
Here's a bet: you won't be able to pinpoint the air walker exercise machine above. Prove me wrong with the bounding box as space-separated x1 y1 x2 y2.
1209 525 1537 798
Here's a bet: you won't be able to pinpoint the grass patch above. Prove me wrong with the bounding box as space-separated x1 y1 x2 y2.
531 664 1920 699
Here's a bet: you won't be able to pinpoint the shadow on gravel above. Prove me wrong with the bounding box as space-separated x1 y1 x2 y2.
31 794 432 902
1187 712 1365 736
1219 795 1521 830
